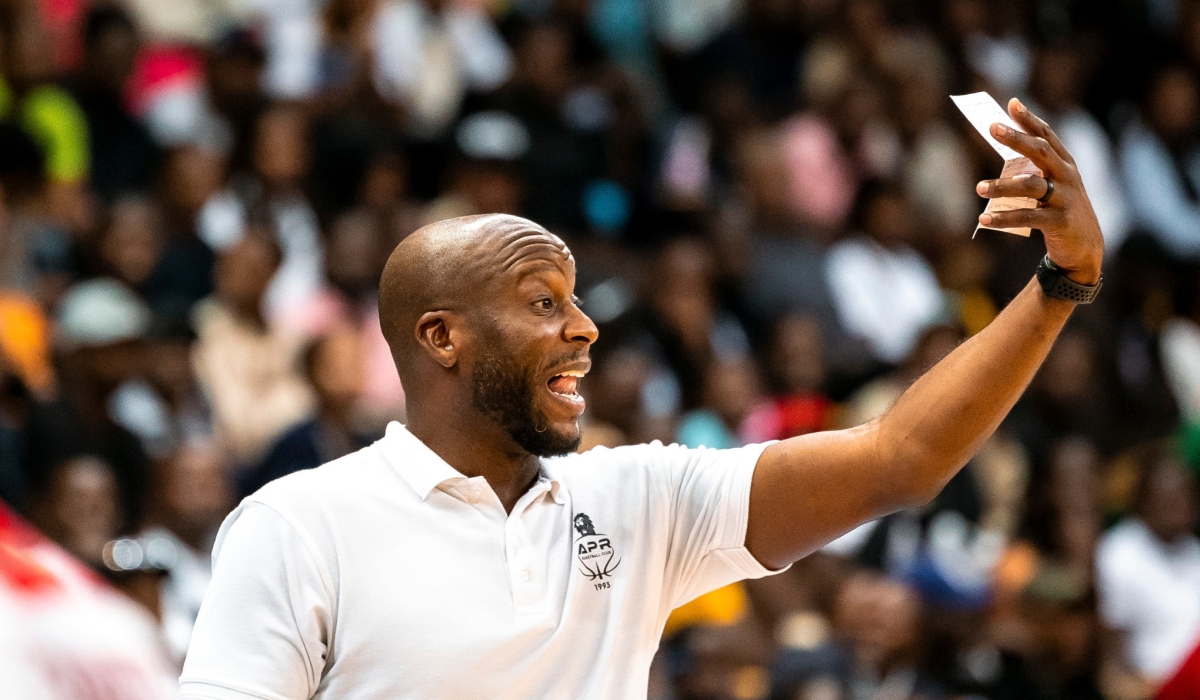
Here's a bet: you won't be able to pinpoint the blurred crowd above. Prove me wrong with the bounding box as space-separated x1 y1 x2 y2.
0 0 1199 697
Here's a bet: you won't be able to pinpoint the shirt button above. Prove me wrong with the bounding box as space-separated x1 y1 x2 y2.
520 570 531 582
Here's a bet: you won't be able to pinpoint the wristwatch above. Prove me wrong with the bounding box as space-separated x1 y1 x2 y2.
1035 255 1102 304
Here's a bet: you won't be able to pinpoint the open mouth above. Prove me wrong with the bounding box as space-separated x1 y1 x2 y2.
547 370 586 403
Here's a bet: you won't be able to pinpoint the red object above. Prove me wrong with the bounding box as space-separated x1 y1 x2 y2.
39 0 84 70
740 393 835 443
0 502 61 594
124 45 206 115
1159 639 1200 700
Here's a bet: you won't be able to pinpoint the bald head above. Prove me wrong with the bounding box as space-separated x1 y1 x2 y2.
378 214 573 374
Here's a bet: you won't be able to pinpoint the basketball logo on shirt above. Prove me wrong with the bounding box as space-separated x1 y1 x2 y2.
573 513 620 583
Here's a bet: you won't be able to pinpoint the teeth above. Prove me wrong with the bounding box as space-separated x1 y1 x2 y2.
558 370 586 377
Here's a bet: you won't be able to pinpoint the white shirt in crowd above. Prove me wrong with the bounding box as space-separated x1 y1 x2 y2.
180 422 781 699
1120 117 1200 260
1096 518 1200 681
1051 106 1131 252
1161 316 1200 421
140 526 215 664
825 236 945 364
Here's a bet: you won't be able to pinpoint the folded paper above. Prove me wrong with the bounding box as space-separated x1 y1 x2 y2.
951 92 1041 237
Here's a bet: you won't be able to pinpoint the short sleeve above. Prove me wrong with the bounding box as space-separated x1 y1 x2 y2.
180 501 333 700
652 442 786 609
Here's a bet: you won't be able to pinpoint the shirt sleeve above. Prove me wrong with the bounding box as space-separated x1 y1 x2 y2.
651 442 787 610
179 501 333 700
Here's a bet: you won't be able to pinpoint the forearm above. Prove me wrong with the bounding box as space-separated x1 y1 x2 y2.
875 276 1074 503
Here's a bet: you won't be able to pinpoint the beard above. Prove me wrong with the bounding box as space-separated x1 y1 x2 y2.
470 346 582 458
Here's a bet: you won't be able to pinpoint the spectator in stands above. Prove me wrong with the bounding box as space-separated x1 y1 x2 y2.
676 356 763 449
109 313 213 459
741 313 835 442
578 344 678 448
142 441 233 663
1028 42 1131 253
1017 436 1103 588
1007 328 1115 462
197 105 323 320
286 208 405 429
96 195 212 323
370 0 513 136
0 8 89 187
895 72 976 238
239 325 373 497
1096 443 1200 685
23 279 151 530
1120 64 1200 259
774 571 943 700
191 231 312 466
825 180 945 366
28 454 121 570
67 6 157 201
618 236 751 410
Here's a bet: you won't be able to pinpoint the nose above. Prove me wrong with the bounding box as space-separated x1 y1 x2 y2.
564 302 599 345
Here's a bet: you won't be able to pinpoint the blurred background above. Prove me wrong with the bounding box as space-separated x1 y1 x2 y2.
0 0 1199 697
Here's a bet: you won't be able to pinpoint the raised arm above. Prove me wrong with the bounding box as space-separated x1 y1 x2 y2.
745 99 1105 570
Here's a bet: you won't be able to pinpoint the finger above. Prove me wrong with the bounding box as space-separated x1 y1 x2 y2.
976 173 1051 200
1009 98 1075 165
979 206 1065 230
989 122 1065 177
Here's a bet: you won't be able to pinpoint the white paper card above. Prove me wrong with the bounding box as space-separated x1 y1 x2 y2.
951 92 1040 237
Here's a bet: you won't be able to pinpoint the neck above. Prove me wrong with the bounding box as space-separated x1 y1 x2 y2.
406 396 542 514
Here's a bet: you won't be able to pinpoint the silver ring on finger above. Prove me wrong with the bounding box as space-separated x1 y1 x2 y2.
1036 178 1054 205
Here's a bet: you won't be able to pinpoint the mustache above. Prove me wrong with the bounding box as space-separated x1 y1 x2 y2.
540 350 591 375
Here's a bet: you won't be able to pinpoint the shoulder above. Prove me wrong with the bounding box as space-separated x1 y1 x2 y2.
246 442 390 520
545 441 767 489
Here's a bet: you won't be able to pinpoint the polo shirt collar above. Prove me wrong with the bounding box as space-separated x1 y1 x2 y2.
380 422 565 504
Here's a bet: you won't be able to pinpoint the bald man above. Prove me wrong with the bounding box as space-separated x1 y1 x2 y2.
180 101 1105 699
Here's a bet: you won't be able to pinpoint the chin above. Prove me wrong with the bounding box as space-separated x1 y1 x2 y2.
513 419 582 458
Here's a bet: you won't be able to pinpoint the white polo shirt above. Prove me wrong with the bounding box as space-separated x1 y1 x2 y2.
179 423 780 700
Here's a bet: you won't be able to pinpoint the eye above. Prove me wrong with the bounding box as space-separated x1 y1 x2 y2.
572 295 583 309
535 297 554 311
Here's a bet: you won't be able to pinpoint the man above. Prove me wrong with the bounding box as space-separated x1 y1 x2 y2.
1096 444 1200 686
180 100 1105 699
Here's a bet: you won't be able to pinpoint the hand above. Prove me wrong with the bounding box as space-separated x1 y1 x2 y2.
975 99 1105 285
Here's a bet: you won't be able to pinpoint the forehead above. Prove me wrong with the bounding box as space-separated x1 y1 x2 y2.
469 217 574 281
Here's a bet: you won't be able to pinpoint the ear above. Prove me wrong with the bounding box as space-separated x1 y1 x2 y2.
414 311 460 368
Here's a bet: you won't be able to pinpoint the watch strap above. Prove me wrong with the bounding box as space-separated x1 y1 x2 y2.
1035 255 1102 304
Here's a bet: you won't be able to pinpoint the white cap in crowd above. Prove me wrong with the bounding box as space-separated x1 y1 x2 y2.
55 278 153 349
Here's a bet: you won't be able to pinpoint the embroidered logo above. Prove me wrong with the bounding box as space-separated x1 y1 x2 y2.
573 513 620 582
